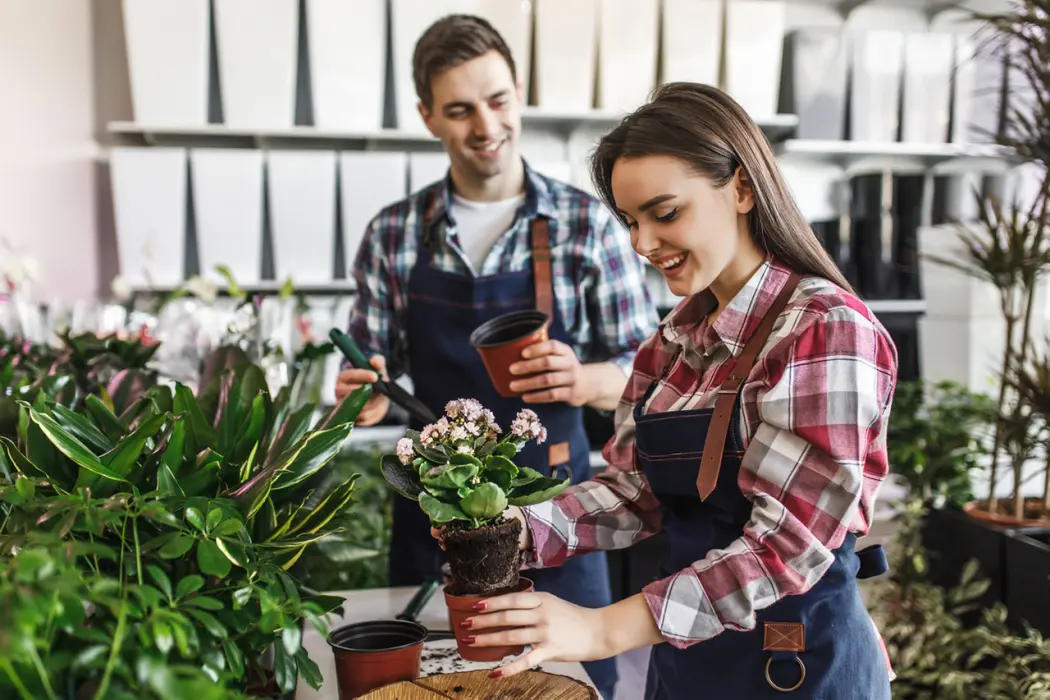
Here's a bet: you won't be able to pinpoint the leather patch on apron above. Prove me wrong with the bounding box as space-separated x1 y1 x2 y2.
763 622 805 652
548 441 570 467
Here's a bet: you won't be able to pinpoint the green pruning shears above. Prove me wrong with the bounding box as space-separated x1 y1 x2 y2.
329 328 438 425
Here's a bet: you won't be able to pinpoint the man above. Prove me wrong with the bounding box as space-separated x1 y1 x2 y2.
336 15 657 698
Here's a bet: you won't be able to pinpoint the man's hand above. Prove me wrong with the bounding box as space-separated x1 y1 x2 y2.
335 354 390 426
507 340 594 406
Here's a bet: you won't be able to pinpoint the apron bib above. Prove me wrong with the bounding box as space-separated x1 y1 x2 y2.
634 273 892 699
390 189 617 696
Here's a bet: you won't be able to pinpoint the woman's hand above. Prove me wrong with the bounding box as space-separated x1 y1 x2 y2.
430 506 531 551
462 591 610 678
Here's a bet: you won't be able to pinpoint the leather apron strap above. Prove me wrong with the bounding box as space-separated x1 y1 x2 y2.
422 190 554 318
696 271 802 500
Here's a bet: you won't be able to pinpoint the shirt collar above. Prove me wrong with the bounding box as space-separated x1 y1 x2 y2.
659 256 793 357
424 157 557 229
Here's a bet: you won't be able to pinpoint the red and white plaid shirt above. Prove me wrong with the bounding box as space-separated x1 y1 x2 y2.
522 258 898 667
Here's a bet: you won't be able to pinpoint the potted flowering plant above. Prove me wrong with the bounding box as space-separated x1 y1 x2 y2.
381 399 569 660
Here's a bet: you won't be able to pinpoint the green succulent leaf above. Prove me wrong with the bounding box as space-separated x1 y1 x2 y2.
380 454 425 501
420 462 478 490
419 492 469 524
506 475 571 506
197 539 232 579
460 482 507 518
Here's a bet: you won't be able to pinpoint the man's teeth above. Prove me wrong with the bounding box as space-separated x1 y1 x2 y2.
657 254 686 269
477 141 502 152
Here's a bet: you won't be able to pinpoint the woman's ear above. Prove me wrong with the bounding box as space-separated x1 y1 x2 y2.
733 167 756 215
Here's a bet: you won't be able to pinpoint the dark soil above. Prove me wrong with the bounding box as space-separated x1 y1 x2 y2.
443 518 521 595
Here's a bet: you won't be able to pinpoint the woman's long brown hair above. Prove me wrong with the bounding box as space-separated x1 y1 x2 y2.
590 82 855 294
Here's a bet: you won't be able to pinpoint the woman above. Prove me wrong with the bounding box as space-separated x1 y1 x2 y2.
442 82 897 698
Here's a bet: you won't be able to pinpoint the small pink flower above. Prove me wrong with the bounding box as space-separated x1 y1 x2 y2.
396 437 415 465
450 425 470 442
510 408 546 444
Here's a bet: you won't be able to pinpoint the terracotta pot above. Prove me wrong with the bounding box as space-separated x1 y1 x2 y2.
328 620 427 699
469 310 550 397
964 499 1050 528
444 577 534 662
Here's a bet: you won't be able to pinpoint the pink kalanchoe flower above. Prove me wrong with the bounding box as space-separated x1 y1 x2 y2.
510 408 546 444
450 425 470 442
396 437 415 465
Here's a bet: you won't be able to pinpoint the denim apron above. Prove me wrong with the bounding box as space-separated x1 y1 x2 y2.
389 187 618 697
635 273 892 699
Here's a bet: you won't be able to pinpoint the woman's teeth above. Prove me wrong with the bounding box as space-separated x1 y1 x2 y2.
657 254 687 270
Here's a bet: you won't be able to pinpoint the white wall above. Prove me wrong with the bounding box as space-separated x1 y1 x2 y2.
0 0 102 303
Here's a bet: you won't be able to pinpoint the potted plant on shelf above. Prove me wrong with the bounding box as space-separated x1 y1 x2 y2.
380 399 570 661
919 0 1050 632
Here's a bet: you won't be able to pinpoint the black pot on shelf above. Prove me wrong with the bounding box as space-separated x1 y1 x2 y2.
1003 528 1050 636
921 506 1012 624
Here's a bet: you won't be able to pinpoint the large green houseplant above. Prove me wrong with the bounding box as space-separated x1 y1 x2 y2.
0 347 372 698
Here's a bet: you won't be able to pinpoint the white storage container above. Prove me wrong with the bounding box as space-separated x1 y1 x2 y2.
305 0 386 131
660 0 723 87
849 31 905 142
110 147 188 288
267 151 338 285
339 152 409 270
190 149 265 285
213 0 299 129
534 0 598 112
122 0 210 126
724 0 786 119
597 0 658 113
902 32 954 143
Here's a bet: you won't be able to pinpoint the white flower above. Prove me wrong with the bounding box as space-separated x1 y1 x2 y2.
396 437 415 465
510 408 546 444
445 400 464 419
184 275 218 305
456 444 473 454
465 421 481 436
450 425 470 442
420 417 451 446
110 275 132 302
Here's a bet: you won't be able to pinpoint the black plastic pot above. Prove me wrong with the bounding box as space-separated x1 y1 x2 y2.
1004 528 1050 636
922 506 1012 621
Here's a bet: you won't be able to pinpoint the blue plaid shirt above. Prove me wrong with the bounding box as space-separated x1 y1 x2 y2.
347 160 659 381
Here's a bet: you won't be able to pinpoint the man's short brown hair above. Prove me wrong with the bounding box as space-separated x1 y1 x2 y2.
412 14 517 110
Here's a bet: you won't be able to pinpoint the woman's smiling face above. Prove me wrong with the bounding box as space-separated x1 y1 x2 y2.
611 154 755 298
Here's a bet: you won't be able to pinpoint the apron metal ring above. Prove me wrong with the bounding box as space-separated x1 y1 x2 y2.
765 656 806 692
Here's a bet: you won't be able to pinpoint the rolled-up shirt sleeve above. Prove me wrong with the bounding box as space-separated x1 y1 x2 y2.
521 333 669 567
640 305 898 649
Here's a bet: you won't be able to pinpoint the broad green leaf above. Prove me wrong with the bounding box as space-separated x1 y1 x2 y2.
270 423 354 492
186 608 227 639
283 480 357 537
185 507 206 532
281 624 302 656
214 364 268 457
460 482 507 518
506 475 571 506
176 574 205 599
159 534 195 560
183 596 223 611
316 384 371 431
296 647 324 690
419 492 469 523
147 565 173 600
51 404 113 452
206 508 223 532
223 639 245 677
108 368 156 418
152 619 174 654
494 442 517 458
511 466 545 488
197 539 232 578
14 476 35 500
85 394 128 439
173 384 216 457
262 403 315 468
213 519 243 538
215 537 246 568
198 345 251 409
100 412 167 479
420 463 478 490
179 458 220 498
380 454 424 501
0 438 49 483
274 639 297 692
158 419 186 497
231 393 268 463
24 413 71 487
28 408 128 485
232 586 253 608
450 452 483 468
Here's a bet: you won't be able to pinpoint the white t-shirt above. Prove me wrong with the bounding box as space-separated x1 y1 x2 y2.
450 192 526 273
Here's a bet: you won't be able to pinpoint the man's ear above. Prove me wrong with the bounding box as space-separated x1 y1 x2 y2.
734 166 756 215
418 101 437 137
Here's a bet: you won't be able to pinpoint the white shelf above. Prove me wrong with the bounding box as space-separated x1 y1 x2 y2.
128 280 355 296
107 111 801 148
778 139 1014 175
867 299 927 314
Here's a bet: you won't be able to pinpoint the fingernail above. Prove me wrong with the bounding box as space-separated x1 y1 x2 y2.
460 619 473 629
464 635 476 644
490 670 503 679
472 602 486 611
